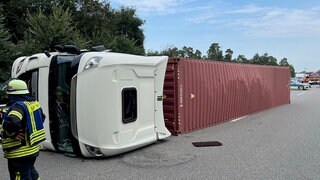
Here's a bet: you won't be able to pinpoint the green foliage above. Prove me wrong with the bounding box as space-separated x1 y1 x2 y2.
160 46 180 57
88 30 113 49
279 58 294 77
73 1 145 53
0 10 16 83
146 46 203 59
0 0 77 43
279 58 289 66
24 5 87 52
251 53 278 66
109 36 144 55
2 1 146 54
235 55 250 64
207 43 223 61
146 50 161 56
224 49 233 62
74 0 113 41
289 65 295 77
180 46 202 59
113 7 145 47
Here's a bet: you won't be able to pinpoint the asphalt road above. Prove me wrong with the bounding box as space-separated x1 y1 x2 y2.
1 86 320 180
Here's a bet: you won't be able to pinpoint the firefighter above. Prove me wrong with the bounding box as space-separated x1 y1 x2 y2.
1 79 46 180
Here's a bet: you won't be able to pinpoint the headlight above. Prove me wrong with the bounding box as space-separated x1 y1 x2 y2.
84 144 103 157
84 56 102 70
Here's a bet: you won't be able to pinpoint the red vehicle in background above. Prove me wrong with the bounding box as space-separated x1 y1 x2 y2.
301 76 320 84
296 72 320 85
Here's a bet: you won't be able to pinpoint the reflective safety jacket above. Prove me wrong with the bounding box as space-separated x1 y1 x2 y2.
1 101 46 159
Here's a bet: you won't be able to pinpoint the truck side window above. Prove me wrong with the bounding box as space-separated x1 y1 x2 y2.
18 70 39 99
122 88 137 123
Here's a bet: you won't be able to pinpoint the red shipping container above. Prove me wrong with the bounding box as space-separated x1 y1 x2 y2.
163 58 290 135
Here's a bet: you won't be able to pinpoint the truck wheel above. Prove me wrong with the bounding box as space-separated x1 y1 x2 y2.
298 86 303 90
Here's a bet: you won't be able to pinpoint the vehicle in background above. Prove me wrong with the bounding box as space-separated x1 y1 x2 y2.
290 79 310 90
292 78 312 88
296 72 320 84
305 77 320 85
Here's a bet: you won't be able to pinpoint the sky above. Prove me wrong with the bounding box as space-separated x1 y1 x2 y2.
108 0 320 72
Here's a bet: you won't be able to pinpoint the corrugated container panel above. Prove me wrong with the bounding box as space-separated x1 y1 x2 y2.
163 58 290 135
163 60 179 135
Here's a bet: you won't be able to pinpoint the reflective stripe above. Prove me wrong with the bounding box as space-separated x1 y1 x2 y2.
8 110 23 120
4 145 40 159
1 138 22 149
30 129 45 139
30 130 46 145
22 101 45 146
15 171 21 180
25 101 37 132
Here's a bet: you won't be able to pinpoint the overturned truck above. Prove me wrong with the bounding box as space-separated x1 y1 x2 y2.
6 45 291 157
9 45 171 157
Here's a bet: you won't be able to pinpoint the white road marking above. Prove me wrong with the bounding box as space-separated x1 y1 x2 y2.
297 92 306 96
231 116 247 122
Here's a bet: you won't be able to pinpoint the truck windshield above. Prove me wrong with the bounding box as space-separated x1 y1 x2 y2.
48 55 77 153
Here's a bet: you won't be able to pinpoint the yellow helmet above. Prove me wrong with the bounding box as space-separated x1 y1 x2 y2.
7 79 29 95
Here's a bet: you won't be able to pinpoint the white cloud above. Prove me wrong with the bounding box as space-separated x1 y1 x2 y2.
233 7 320 38
111 1 320 38
187 5 320 38
110 0 196 14
230 4 265 14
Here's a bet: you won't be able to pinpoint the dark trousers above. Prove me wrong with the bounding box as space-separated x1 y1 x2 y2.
7 155 40 180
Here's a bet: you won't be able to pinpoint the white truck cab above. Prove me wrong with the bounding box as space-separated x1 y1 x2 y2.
10 45 171 157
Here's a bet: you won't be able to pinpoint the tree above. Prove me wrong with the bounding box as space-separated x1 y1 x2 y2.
278 57 294 77
113 7 145 48
152 46 203 58
224 48 233 62
160 46 180 57
265 54 278 66
73 0 113 42
194 50 202 59
289 65 295 77
207 43 223 61
235 55 250 64
251 53 260 64
146 50 161 56
279 58 289 66
109 35 144 55
19 5 87 53
250 53 278 66
180 46 202 58
0 0 78 43
0 9 16 83
73 2 145 54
